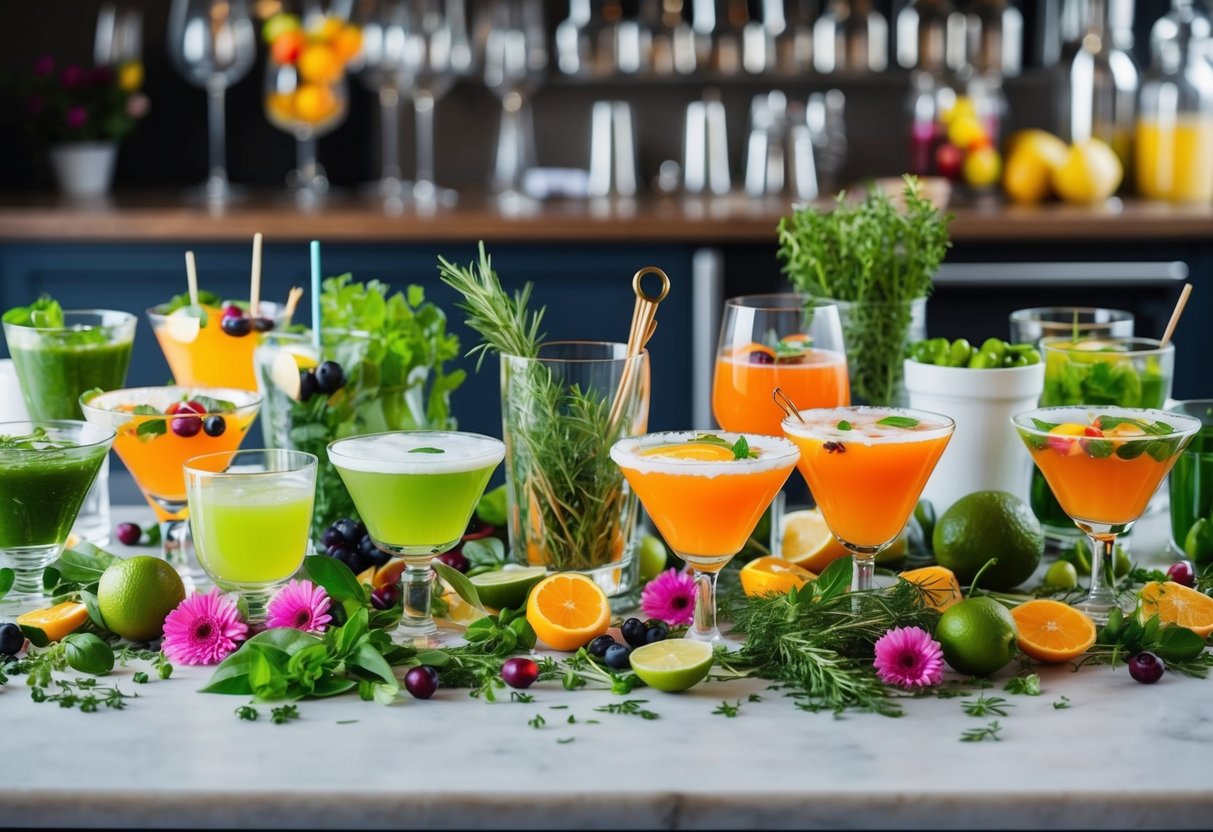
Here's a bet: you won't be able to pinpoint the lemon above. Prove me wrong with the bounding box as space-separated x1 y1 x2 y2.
1052 138 1123 204
97 557 186 641
470 566 546 612
628 639 714 692
781 509 848 573
933 491 1043 591
964 146 1002 188
935 597 1018 677
1002 130 1068 204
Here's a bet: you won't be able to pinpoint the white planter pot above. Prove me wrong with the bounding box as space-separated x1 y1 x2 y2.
49 142 117 199
904 358 1045 517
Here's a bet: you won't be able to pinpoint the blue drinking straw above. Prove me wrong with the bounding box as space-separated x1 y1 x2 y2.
309 239 322 351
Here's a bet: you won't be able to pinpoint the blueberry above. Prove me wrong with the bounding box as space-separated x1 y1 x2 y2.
202 415 226 437
114 522 142 546
603 643 632 670
326 543 352 560
322 527 345 549
220 315 252 337
251 317 275 333
371 584 400 610
435 550 470 573
405 665 439 699
621 617 647 648
359 533 378 557
501 657 539 689
315 360 346 394
0 622 24 657
587 634 616 658
1129 652 1164 684
643 620 670 644
342 549 373 575
169 415 202 438
299 370 320 401
334 518 361 544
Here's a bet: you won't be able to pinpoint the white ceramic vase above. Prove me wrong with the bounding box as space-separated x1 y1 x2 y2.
49 142 118 198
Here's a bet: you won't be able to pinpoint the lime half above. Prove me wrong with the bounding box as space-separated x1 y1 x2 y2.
469 566 546 611
629 639 714 692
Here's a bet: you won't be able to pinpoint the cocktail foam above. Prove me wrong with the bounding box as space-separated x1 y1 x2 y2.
610 431 799 478
328 431 505 475
782 407 954 445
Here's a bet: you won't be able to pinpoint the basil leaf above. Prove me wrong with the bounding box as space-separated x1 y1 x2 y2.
200 649 258 695
813 556 852 602
693 434 731 448
135 419 167 442
348 642 398 687
876 416 919 429
433 560 484 610
132 404 161 416
1082 438 1113 459
1154 625 1206 662
63 633 115 675
78 589 108 631
0 567 13 600
304 555 367 605
1029 417 1059 433
20 625 50 648
192 395 237 414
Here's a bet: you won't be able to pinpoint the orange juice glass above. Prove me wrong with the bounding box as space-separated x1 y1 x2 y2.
80 386 261 580
1013 406 1200 621
783 407 954 593
148 300 284 391
611 431 798 642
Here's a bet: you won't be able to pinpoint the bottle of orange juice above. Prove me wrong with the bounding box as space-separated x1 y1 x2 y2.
1135 5 1213 203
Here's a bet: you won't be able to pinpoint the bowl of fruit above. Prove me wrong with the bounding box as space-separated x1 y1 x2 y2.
904 337 1045 515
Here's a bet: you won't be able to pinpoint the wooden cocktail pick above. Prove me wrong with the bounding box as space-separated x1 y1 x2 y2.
183 251 200 306
249 232 264 317
608 266 671 435
1159 283 1192 348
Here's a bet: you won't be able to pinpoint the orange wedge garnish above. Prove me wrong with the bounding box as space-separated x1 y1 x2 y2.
1010 599 1097 663
1138 581 1213 638
739 556 816 598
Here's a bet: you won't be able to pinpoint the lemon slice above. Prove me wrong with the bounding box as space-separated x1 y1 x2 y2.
641 442 734 461
162 307 202 344
629 639 714 692
781 509 848 573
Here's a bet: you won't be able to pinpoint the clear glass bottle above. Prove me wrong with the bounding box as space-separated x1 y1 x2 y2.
1136 2 1213 202
901 1 960 175
1062 0 1137 167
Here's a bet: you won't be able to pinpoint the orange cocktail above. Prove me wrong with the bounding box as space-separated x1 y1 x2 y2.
713 346 850 435
148 300 284 391
1013 406 1199 620
612 431 798 641
80 386 261 574
783 407 953 592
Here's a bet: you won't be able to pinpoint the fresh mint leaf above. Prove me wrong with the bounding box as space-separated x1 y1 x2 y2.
0 568 13 600
731 436 756 460
135 419 167 442
161 290 221 315
3 295 65 329
408 447 445 454
191 395 237 414
876 416 919 429
1003 674 1041 696
836 420 852 431
132 404 162 416
693 434 731 448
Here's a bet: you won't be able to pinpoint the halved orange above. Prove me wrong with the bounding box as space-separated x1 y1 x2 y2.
1138 581 1213 638
781 509 849 573
900 565 963 612
16 601 90 642
1010 599 1097 663
525 572 611 651
739 556 816 598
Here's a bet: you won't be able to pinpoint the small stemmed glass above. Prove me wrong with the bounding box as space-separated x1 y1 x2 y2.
483 0 547 200
167 0 256 204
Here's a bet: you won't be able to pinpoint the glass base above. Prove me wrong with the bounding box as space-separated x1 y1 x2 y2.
1073 591 1135 625
71 458 111 546
0 543 60 600
412 181 458 208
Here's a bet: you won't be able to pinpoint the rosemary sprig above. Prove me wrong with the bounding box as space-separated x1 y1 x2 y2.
961 695 1012 717
960 721 1003 742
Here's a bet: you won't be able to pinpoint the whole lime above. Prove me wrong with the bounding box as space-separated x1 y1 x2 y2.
935 597 1018 677
1044 560 1079 589
97 556 186 641
638 534 669 582
933 491 1044 590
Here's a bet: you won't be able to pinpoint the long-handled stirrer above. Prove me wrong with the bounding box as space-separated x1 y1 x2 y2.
249 232 263 317
608 267 670 435
309 240 323 351
772 387 807 424
1159 283 1193 349
183 250 200 307
281 287 304 327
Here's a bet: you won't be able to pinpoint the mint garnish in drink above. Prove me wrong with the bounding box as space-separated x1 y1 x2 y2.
409 447 445 454
877 416 920 429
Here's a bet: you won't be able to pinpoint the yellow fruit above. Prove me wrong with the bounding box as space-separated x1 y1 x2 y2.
526 572 611 651
947 114 986 151
1052 138 1123 204
293 84 338 124
941 96 976 126
900 565 963 612
332 25 363 63
964 146 1002 188
16 601 89 642
1005 128 1067 162
1138 581 1213 638
266 92 295 123
97 556 186 641
314 16 344 42
1002 131 1068 204
297 44 342 84
781 509 849 573
739 556 816 597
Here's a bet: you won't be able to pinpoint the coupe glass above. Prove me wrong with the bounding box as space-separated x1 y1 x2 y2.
1014 406 1200 622
0 421 114 601
783 406 954 593
186 449 317 623
329 430 504 642
264 60 350 200
80 386 262 583
1008 306 1135 345
167 0 256 204
611 431 799 642
483 0 547 199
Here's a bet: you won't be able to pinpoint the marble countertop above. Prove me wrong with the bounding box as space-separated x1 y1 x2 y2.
2 509 1210 830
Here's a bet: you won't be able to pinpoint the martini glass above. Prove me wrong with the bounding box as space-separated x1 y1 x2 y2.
329 430 504 642
782 406 954 593
147 300 284 392
1013 405 1201 622
79 387 261 582
610 431 799 643
0 421 115 601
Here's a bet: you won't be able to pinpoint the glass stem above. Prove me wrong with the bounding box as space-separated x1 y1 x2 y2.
1087 532 1120 608
205 75 228 191
689 567 721 642
414 90 436 191
850 547 877 593
398 561 438 637
378 87 402 185
296 133 318 190
494 94 523 193
160 518 200 589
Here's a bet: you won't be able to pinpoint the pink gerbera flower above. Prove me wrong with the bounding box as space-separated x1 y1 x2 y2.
873 626 945 690
265 579 332 634
161 589 248 666
641 568 697 626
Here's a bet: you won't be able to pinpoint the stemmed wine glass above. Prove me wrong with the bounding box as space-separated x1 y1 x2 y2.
482 0 547 199
167 0 256 204
264 54 350 201
355 0 412 200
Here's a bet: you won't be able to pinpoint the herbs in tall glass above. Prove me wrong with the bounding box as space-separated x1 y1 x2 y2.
777 176 952 406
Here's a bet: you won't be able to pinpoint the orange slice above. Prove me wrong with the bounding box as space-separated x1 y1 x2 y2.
525 572 611 651
781 509 849 573
16 601 90 642
1010 599 1097 663
900 565 963 612
640 442 734 462
1138 581 1213 638
739 556 816 598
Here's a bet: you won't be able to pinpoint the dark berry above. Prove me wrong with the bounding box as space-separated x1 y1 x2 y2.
221 304 243 319
359 533 378 556
202 415 226 437
322 527 345 549
170 414 202 438
371 584 400 610
587 634 616 658
167 400 206 416
220 315 252 337
341 549 373 575
748 351 775 365
501 657 540 689
0 623 23 657
251 316 275 333
299 370 320 401
326 543 352 560
1166 560 1196 588
603 643 632 670
435 550 470 573
643 619 670 644
334 518 361 544
115 522 142 546
1129 652 1164 684
315 360 346 394
405 665 440 699
621 617 647 648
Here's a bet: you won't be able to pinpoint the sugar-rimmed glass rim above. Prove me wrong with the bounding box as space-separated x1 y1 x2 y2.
781 405 955 443
610 429 800 472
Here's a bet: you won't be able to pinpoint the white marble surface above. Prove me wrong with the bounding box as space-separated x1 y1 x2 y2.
2 508 1211 830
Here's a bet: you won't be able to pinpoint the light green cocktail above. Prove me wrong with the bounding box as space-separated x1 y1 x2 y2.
329 431 504 640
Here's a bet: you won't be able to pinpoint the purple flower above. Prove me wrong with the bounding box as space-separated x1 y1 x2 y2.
33 55 55 76
640 568 697 627
162 589 249 666
265 579 332 634
64 106 88 130
60 65 86 88
873 626 946 690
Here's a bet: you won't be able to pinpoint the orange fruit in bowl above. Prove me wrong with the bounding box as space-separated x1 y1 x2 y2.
525 572 611 651
332 25 363 63
298 43 342 85
1010 599 1097 663
780 509 849 574
314 16 344 42
900 565 963 612
1137 581 1213 638
739 556 815 598
266 92 296 123
293 84 338 124
271 29 307 65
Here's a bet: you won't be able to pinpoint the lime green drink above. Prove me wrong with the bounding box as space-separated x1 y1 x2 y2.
329 431 505 640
